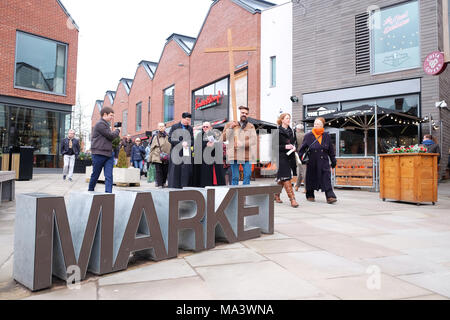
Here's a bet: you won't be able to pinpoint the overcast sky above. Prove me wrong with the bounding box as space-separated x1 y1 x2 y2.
61 0 287 120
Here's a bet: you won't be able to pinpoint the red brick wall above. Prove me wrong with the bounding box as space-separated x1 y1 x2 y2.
0 0 78 106
151 41 190 130
112 83 130 136
190 0 261 120
127 65 153 137
91 103 101 132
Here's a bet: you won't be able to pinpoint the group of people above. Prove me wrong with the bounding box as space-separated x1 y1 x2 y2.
83 105 448 200
274 114 337 208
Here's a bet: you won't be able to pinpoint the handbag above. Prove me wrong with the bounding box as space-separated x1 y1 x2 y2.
157 135 169 163
300 136 320 165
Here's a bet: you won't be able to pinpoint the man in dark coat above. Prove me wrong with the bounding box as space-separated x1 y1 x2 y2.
199 122 226 187
167 112 194 188
88 107 120 193
298 117 337 204
61 129 80 182
120 134 134 166
422 134 441 163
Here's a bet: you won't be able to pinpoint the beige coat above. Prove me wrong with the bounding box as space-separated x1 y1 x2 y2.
222 121 257 163
149 133 171 164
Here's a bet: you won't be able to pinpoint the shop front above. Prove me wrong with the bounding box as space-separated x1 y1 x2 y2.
303 79 426 189
0 100 71 168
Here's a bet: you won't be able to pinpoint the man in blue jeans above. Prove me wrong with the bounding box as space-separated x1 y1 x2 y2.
222 106 257 185
88 106 120 193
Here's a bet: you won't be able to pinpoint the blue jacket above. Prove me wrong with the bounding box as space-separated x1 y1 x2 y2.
131 145 145 161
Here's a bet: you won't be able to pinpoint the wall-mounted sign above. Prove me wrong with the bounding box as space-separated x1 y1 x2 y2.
423 51 446 75
195 91 224 110
192 77 229 123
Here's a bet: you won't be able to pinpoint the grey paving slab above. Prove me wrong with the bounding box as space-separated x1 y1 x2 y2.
275 222 335 238
0 254 13 283
249 232 291 241
211 242 245 250
297 234 403 260
98 258 197 287
402 294 449 300
184 248 267 267
359 233 447 251
311 274 432 300
360 255 448 276
195 261 325 300
265 251 367 281
98 276 213 300
23 282 98 300
399 272 450 298
302 218 383 237
401 247 450 264
242 238 318 254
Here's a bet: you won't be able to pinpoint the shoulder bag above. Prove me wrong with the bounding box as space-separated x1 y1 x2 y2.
300 136 320 165
157 135 169 164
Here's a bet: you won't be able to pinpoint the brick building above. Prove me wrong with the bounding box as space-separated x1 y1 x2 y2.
0 0 79 168
292 0 450 178
91 0 274 139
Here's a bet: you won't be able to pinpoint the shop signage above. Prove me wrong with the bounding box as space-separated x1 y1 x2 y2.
423 51 446 75
13 186 281 291
307 108 337 118
195 91 224 110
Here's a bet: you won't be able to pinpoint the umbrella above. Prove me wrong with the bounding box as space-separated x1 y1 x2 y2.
305 105 427 156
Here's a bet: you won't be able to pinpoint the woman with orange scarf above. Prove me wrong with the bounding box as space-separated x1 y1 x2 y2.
298 117 337 204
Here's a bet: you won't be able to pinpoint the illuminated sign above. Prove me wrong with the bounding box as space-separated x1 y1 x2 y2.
424 51 446 75
195 91 224 110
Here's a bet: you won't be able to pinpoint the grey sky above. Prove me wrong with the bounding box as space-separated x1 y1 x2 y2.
61 0 287 118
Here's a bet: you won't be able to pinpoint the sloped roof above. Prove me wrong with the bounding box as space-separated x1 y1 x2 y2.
105 91 116 104
56 0 80 31
120 78 133 95
213 0 275 14
95 100 104 112
166 33 197 55
139 60 158 79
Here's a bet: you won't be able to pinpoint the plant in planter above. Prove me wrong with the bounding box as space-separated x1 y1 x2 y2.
388 144 427 154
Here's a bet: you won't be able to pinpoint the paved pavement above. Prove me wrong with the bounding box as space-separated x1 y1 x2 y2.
1 173 450 300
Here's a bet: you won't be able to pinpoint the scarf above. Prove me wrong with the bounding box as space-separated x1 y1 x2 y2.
312 128 324 145
68 139 73 149
422 140 434 146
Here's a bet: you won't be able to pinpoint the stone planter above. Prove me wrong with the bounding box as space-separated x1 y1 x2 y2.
379 153 438 205
85 166 141 185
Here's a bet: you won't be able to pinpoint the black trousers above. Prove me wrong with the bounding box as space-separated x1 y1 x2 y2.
155 162 169 187
306 188 336 199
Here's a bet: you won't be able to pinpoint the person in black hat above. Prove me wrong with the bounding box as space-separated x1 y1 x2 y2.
167 112 194 188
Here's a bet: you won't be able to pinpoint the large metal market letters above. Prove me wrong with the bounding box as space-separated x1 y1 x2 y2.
13 185 281 291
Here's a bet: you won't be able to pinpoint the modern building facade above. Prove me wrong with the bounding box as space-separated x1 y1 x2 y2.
91 0 275 140
292 0 450 178
0 0 79 168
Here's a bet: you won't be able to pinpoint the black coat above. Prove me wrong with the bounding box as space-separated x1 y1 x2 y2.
167 122 194 188
61 138 80 157
298 132 336 192
277 126 297 181
199 131 226 187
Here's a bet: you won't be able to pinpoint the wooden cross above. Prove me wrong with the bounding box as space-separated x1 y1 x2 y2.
205 29 257 121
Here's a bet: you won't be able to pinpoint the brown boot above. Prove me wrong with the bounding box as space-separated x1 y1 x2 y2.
294 185 299 192
283 181 299 208
274 181 283 203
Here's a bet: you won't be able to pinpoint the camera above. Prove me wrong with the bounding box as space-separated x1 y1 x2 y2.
114 122 122 128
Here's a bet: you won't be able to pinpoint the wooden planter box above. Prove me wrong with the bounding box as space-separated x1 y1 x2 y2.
379 153 438 205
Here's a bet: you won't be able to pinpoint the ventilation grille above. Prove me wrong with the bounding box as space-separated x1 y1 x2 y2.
355 12 370 74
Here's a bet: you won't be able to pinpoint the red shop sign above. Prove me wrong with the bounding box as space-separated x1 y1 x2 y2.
195 91 224 110
423 51 446 75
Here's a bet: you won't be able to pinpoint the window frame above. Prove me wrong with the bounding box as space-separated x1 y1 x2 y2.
163 85 175 123
14 30 68 96
369 0 421 75
270 56 277 87
136 101 142 132
444 0 450 62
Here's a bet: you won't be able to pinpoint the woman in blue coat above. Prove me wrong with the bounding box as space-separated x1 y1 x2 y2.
131 138 145 176
298 117 337 204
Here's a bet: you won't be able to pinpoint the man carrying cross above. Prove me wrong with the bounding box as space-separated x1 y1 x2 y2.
222 105 257 185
